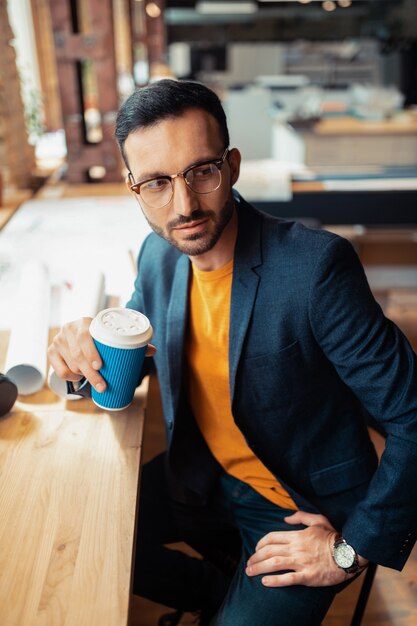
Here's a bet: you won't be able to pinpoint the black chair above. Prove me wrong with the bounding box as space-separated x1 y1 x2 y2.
350 562 378 626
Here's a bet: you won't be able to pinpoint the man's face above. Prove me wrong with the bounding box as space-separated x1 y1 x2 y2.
124 108 240 258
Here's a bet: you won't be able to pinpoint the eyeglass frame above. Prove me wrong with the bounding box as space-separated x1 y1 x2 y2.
128 147 230 208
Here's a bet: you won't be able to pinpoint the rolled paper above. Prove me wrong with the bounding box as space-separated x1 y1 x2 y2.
59 270 106 324
5 262 50 395
47 367 83 401
48 270 106 399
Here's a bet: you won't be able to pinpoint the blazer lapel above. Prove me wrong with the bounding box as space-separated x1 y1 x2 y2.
166 254 190 415
229 198 262 402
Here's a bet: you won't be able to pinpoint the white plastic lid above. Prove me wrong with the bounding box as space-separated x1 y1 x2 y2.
89 308 153 349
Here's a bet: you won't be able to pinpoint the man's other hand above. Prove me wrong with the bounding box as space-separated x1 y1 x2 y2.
48 317 106 392
246 511 353 587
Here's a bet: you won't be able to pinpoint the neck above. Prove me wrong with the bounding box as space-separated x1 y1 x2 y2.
190 207 238 271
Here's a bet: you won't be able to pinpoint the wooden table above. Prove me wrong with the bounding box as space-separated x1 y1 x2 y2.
0 330 148 626
313 115 417 136
299 115 417 168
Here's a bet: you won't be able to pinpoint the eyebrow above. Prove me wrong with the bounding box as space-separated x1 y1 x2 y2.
133 153 222 184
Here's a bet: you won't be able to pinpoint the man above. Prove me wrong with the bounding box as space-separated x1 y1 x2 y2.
48 80 417 625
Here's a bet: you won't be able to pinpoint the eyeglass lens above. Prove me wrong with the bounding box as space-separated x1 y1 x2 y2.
139 162 222 209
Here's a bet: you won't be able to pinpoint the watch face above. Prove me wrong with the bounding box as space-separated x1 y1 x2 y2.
334 542 356 569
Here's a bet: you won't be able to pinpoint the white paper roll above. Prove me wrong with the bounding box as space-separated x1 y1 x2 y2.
5 262 50 395
48 270 106 399
59 270 106 325
47 367 85 400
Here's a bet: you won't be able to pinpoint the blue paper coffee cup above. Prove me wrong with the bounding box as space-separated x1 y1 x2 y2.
89 308 153 411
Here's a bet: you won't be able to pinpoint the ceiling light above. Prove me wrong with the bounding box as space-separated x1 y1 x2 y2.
322 0 336 11
338 0 352 6
146 2 161 18
196 2 258 14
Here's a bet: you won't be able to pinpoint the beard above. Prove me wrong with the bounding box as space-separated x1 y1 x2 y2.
142 196 235 257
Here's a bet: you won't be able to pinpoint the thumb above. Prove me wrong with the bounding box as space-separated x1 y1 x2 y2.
146 343 157 357
284 510 334 529
284 511 307 525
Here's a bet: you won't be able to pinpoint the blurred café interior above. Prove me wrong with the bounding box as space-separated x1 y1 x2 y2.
0 1 417 625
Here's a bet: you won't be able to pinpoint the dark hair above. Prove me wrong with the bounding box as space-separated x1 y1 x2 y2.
115 79 230 169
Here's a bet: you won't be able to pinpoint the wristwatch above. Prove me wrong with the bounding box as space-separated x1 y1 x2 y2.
332 536 363 574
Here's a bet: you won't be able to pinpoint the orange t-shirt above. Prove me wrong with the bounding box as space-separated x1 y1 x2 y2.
186 259 297 510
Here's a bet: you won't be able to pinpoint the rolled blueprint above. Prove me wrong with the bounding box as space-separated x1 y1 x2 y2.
48 270 105 399
5 262 50 395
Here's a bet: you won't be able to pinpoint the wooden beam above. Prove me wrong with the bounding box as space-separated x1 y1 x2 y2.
0 0 35 189
48 0 122 183
30 0 62 131
145 0 167 67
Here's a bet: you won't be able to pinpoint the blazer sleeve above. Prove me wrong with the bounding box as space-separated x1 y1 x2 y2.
126 235 155 382
309 236 417 570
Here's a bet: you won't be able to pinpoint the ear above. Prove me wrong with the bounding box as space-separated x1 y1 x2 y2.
125 172 134 193
228 148 241 187
126 173 143 211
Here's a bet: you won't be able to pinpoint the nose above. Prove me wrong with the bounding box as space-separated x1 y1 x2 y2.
172 175 198 217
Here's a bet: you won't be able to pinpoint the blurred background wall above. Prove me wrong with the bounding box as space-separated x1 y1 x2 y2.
1 0 417 223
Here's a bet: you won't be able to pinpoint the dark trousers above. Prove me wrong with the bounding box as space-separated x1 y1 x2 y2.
133 452 353 626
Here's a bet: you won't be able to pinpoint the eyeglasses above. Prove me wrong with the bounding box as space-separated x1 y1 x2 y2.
129 148 230 209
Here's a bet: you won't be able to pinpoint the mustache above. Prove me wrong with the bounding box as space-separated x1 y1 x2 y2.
168 209 214 230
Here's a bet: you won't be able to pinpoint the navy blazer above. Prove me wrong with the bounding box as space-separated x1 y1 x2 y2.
127 193 417 571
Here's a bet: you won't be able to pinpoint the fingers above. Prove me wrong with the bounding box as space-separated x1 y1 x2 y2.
245 544 307 586
255 531 295 551
246 550 292 578
284 511 334 530
49 352 84 383
249 566 346 588
246 543 303 587
48 317 106 392
249 543 291 564
65 320 105 390
261 572 303 587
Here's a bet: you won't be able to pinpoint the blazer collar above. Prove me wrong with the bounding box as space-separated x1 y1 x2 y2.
166 254 190 415
166 193 264 409
229 194 263 401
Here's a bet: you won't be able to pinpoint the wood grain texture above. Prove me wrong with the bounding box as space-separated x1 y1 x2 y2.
0 330 147 626
313 116 417 136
